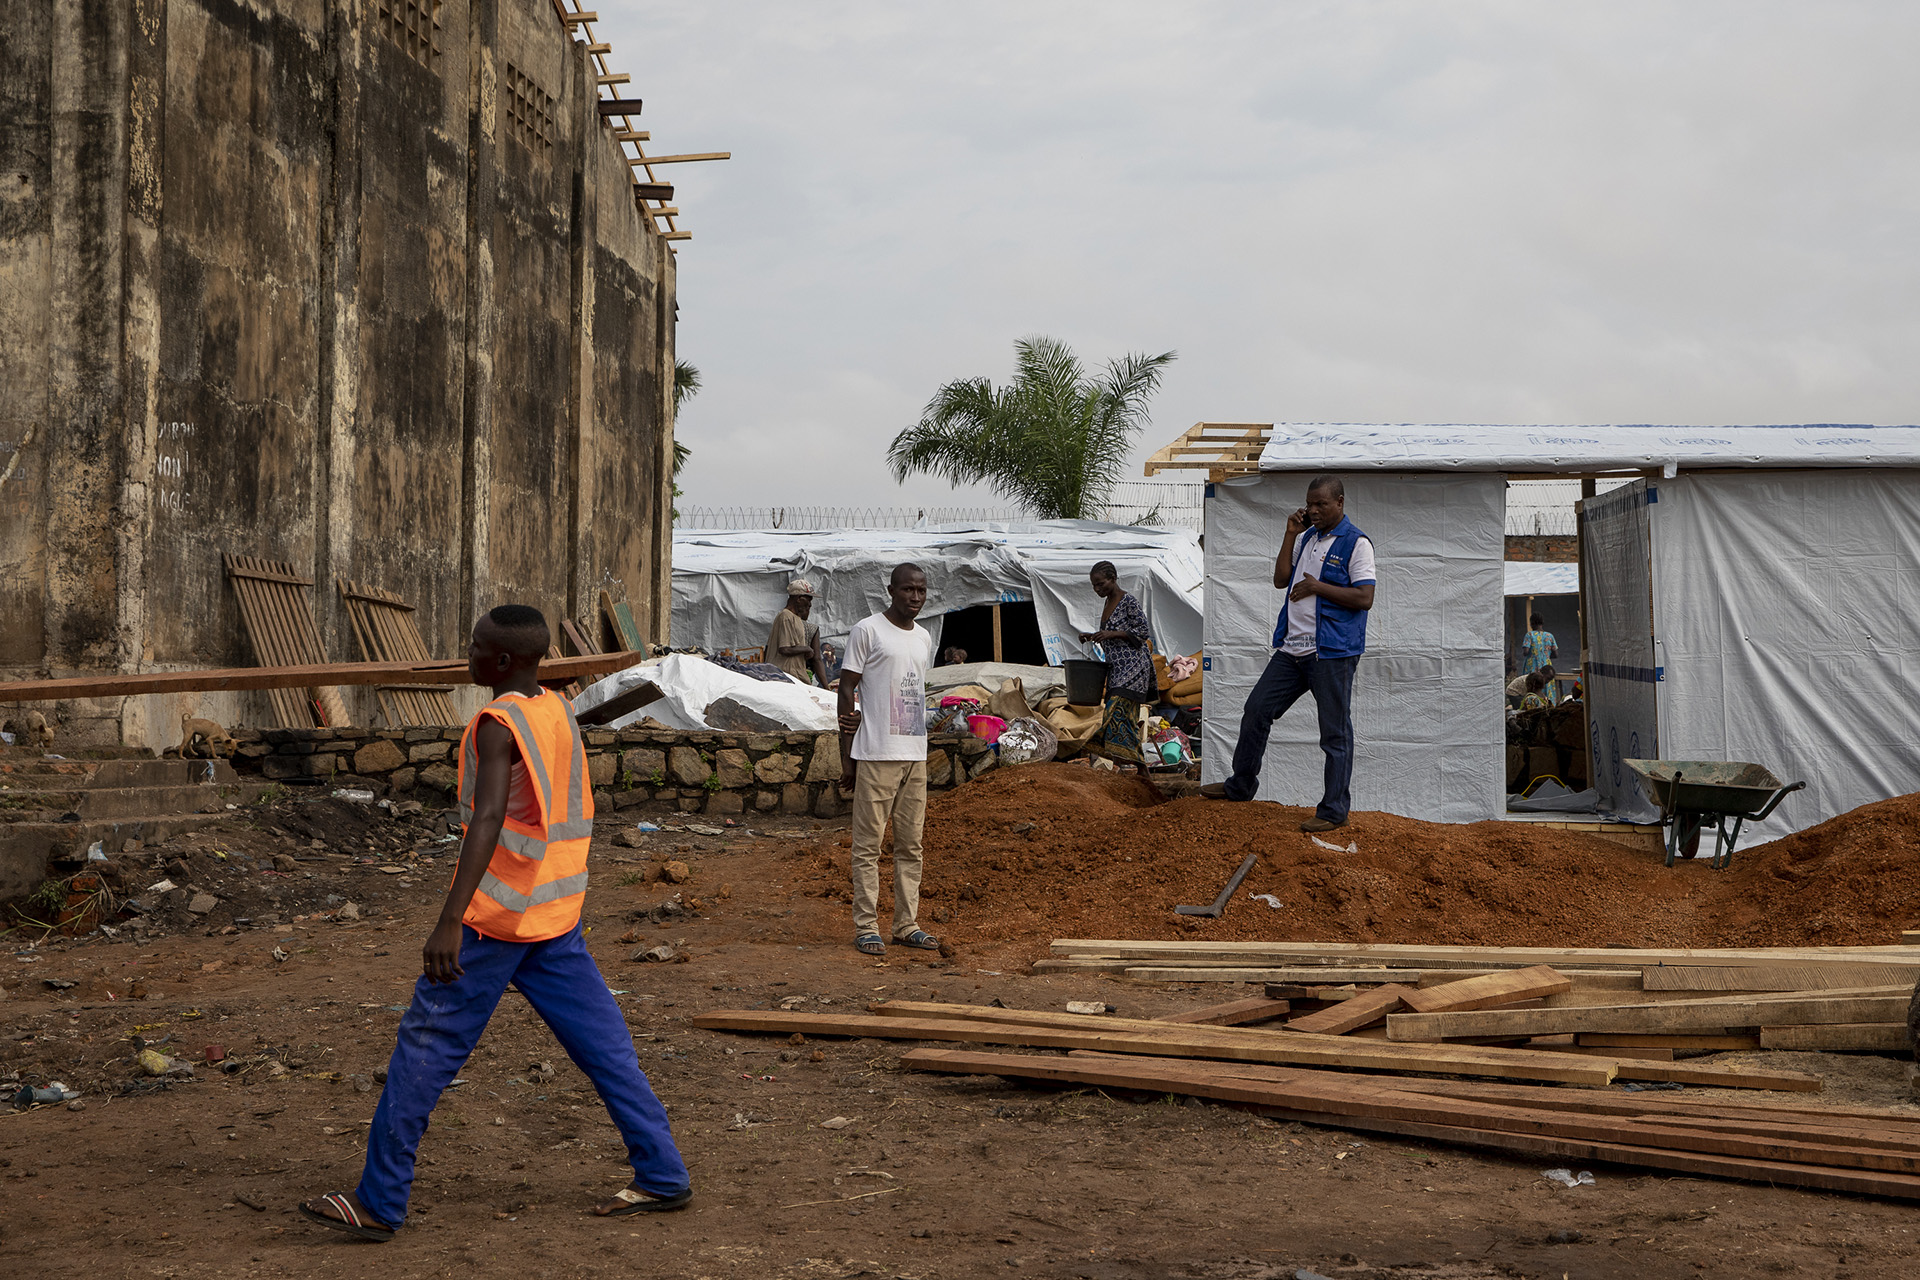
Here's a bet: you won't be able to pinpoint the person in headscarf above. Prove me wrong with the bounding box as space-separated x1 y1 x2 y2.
1079 561 1154 775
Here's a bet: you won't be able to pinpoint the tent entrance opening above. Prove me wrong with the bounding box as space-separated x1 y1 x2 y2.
938 602 1045 666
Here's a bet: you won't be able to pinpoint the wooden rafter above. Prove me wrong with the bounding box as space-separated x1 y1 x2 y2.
1144 422 1275 482
551 0 729 246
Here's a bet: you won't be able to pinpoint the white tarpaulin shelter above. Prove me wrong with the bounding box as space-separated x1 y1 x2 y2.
671 522 1204 665
1199 424 1920 836
1505 562 1579 596
574 653 838 733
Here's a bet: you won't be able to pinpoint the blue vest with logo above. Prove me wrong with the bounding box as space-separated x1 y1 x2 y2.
1271 517 1372 659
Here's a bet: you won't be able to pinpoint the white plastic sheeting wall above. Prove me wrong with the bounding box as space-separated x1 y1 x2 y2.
669 523 1204 664
1649 470 1920 839
1202 472 1507 824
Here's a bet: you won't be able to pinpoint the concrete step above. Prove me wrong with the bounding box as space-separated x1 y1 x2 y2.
0 757 238 787
0 780 272 822
0 745 157 763
0 812 242 900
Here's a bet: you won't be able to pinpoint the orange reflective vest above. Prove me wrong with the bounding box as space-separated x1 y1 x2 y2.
457 690 595 942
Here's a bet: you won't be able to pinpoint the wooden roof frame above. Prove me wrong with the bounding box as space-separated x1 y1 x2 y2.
549 0 730 246
1144 422 1274 482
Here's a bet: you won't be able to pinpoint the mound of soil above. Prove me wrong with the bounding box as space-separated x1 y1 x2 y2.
785 764 1920 963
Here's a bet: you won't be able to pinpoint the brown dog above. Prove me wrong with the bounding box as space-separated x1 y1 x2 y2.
2 710 54 749
179 715 236 759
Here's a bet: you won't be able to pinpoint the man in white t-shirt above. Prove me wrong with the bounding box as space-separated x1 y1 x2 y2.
1201 474 1377 831
835 563 939 956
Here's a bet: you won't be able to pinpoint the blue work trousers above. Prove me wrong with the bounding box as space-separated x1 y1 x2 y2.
1224 651 1359 821
355 922 688 1226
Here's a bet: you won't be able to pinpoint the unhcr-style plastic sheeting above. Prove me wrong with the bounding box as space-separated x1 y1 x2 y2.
670 522 1203 665
1202 472 1506 824
1647 470 1920 840
1256 423 1920 474
1580 481 1662 823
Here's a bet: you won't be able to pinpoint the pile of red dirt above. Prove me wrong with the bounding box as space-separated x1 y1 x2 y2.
782 764 1920 963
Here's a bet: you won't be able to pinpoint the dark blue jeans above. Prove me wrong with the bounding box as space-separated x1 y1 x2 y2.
1225 651 1358 821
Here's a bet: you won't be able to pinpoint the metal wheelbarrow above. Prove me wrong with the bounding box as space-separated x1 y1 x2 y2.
1624 759 1806 869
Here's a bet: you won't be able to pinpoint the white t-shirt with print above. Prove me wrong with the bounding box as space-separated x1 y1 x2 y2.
1280 525 1376 657
844 613 935 762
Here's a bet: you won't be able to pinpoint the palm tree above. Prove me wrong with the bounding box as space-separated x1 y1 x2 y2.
888 336 1176 520
671 359 701 477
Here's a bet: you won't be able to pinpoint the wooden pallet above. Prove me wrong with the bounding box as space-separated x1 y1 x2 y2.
599 588 644 653
337 579 458 727
223 554 349 728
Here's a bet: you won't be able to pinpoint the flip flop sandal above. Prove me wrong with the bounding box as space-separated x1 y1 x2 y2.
297 1193 396 1242
895 930 940 951
853 933 886 956
600 1186 694 1216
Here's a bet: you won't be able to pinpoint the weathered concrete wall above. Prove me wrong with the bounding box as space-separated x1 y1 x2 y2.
0 0 676 744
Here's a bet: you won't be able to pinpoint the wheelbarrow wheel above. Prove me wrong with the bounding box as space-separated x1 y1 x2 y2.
1681 826 1701 859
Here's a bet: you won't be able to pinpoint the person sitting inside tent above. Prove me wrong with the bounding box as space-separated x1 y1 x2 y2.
1518 669 1554 712
1507 663 1555 708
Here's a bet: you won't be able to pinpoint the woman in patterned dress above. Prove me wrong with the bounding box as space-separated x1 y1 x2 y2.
1079 561 1155 774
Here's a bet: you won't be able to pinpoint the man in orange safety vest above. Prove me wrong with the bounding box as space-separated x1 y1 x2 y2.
299 605 690 1240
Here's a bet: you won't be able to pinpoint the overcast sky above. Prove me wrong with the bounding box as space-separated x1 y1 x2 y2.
597 2 1919 513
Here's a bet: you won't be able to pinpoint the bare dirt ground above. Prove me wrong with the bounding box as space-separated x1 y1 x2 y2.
5 777 1920 1280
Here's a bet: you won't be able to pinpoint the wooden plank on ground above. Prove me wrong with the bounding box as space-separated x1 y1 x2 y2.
1283 983 1413 1035
1052 939 1920 969
899 1050 1916 1191
1532 1043 1675 1061
1387 994 1912 1042
1155 997 1292 1026
1761 1023 1912 1052
1400 965 1572 1013
1608 1060 1822 1091
1578 1033 1762 1050
1643 964 1920 991
694 1008 1617 1085
1063 1051 1920 1132
1131 967 1429 984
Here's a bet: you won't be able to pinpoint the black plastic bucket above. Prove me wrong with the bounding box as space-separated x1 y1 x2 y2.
1062 659 1108 706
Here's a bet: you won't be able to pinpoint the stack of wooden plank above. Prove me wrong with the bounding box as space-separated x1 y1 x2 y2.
691 937 1920 1200
1041 939 1920 1056
691 996 1920 1200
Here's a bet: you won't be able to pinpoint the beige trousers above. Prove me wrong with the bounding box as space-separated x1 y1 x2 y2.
849 758 927 940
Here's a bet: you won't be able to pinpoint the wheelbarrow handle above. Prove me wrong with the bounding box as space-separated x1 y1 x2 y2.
1750 779 1807 821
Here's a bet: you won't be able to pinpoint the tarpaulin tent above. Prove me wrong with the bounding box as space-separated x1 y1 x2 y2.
671 522 1204 666
1199 424 1920 837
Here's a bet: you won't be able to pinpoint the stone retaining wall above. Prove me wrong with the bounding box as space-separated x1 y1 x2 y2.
225 726 993 819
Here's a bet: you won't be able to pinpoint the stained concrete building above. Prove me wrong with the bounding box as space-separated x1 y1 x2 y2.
1 0 678 744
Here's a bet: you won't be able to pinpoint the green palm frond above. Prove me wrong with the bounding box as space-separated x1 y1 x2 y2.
887 336 1176 520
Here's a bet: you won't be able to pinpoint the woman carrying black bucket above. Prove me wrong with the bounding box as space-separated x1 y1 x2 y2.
1079 560 1154 775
